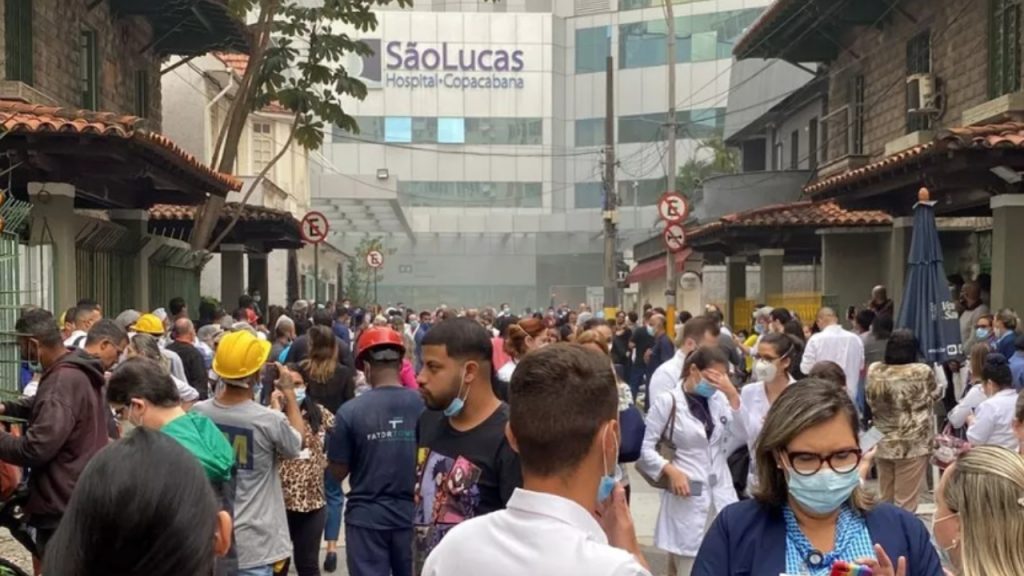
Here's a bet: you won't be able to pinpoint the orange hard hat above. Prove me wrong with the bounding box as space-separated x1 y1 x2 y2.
356 327 405 363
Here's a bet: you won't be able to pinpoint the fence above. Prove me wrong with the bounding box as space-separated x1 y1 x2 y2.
732 293 839 330
149 243 207 317
0 199 33 393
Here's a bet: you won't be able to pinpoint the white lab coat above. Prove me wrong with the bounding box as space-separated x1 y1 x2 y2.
967 388 1020 451
638 387 739 557
947 384 986 429
734 378 795 492
647 349 686 404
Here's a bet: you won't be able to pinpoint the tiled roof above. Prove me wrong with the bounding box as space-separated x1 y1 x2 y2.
804 122 1024 196
0 100 242 192
212 53 293 115
149 202 298 224
687 200 892 240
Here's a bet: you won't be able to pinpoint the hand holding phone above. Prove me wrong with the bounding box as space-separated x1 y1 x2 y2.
859 427 883 453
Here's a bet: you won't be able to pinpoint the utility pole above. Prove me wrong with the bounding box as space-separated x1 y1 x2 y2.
603 54 619 313
663 0 680 335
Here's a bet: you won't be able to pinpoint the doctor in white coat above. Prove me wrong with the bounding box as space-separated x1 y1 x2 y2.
646 317 721 406
639 345 739 576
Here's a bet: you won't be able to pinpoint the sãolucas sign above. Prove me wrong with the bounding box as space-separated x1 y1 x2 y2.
384 41 526 90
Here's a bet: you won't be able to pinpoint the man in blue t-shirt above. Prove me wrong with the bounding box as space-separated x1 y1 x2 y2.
329 327 425 576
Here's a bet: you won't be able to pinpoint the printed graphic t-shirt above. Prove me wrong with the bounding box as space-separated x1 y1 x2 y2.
192 399 301 570
413 404 522 574
328 386 425 529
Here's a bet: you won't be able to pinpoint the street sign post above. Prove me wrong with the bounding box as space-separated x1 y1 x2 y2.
663 223 686 253
301 212 330 303
657 193 688 224
366 250 384 303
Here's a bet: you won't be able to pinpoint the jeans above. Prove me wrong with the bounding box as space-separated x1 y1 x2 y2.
324 470 344 542
287 508 327 576
345 525 413 576
627 366 645 402
238 566 273 576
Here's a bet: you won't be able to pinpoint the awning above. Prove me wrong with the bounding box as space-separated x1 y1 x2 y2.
626 249 693 284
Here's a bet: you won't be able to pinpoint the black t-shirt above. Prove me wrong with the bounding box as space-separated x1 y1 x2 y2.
166 340 209 399
631 325 654 367
413 404 521 572
299 363 355 415
612 327 632 366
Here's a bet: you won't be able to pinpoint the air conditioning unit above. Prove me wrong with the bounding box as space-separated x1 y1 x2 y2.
907 73 940 115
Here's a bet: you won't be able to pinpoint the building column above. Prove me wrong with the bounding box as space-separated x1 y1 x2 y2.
247 252 269 304
221 244 246 311
888 217 913 317
28 182 77 312
726 256 747 327
759 249 784 301
991 195 1024 313
109 209 155 311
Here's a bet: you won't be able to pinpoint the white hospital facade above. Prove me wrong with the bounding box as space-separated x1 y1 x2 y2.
313 0 771 309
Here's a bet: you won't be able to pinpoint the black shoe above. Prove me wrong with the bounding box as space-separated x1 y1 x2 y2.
324 551 338 573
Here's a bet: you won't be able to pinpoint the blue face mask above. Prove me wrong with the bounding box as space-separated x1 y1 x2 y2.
786 467 860 515
294 388 307 403
754 324 766 335
443 368 470 418
646 326 656 337
976 328 991 340
597 424 619 504
694 379 717 399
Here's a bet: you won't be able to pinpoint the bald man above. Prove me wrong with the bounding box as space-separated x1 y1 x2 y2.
800 307 865 403
166 318 210 399
869 286 894 317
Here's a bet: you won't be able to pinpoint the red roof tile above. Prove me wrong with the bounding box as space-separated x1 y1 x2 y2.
687 200 891 240
149 202 298 224
212 53 293 116
0 100 242 192
804 122 1024 196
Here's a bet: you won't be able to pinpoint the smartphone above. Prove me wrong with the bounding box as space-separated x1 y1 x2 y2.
263 363 280 381
689 480 704 497
859 426 883 452
847 305 857 320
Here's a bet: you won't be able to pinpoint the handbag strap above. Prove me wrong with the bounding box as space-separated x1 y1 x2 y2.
660 394 677 443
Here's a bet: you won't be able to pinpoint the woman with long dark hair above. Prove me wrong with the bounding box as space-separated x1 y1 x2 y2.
43 429 232 576
272 372 334 576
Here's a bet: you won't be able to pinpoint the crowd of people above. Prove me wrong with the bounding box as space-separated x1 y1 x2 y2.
5 283 1024 576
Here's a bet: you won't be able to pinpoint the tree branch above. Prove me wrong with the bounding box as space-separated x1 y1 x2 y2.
208 112 302 252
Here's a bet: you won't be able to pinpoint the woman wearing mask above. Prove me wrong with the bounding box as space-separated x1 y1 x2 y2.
272 371 335 576
272 315 296 364
497 317 549 384
947 343 992 429
966 353 1020 450
639 345 739 576
296 326 354 569
693 379 941 576
933 445 1024 575
866 330 942 513
993 309 1019 359
736 333 798 494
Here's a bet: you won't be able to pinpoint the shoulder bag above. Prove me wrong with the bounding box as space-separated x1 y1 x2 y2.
637 394 678 489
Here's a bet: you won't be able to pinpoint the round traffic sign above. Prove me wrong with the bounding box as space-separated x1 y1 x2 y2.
663 223 686 253
658 193 688 224
300 211 330 244
366 250 385 269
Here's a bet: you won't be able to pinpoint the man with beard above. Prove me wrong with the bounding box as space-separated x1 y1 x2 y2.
412 318 521 574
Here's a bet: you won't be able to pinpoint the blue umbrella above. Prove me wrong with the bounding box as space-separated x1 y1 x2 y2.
897 188 962 363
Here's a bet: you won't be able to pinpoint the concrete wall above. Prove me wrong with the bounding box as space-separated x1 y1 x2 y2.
0 0 162 125
825 0 987 162
697 171 809 221
821 230 891 319
723 59 814 142
765 96 824 170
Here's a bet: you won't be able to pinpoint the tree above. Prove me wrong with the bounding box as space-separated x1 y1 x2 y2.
344 236 393 307
676 136 739 203
193 0 410 251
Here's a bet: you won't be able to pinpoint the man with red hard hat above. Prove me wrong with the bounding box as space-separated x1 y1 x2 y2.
328 327 424 576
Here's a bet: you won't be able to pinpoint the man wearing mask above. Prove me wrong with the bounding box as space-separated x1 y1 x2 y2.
647 317 720 404
329 327 424 576
644 315 674 379
413 318 521 574
423 344 651 575
959 282 990 346
80 320 129 438
3 309 112 561
414 311 433 373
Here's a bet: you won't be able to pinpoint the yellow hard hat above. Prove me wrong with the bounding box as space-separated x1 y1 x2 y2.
213 330 271 381
134 313 165 335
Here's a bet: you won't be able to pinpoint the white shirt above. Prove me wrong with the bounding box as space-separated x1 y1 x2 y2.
160 348 188 382
63 330 87 348
497 360 517 383
422 489 650 576
647 349 687 405
638 387 739 557
947 384 987 429
800 325 865 401
735 378 795 492
967 389 1020 451
172 374 200 403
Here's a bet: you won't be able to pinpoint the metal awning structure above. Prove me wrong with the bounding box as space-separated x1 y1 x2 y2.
311 174 414 241
107 0 250 56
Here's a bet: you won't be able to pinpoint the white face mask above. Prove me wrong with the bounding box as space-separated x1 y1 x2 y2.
753 359 779 383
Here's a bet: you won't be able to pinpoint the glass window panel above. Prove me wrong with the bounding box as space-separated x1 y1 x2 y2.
576 27 611 73
384 117 412 143
620 9 763 69
437 118 465 144
574 183 604 209
399 182 542 207
411 117 436 143
575 118 604 147
691 31 718 62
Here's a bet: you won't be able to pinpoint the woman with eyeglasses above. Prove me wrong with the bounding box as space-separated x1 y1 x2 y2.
693 379 942 576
